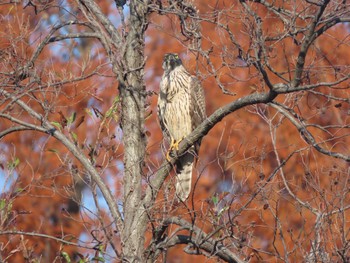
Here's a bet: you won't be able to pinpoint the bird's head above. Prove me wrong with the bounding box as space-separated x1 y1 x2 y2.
162 53 183 72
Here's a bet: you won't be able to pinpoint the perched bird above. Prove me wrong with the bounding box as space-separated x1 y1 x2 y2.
157 53 206 201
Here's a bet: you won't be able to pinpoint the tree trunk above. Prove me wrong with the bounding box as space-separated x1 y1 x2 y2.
120 1 148 262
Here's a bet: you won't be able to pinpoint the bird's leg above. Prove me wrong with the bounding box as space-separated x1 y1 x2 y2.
166 137 184 161
166 137 175 161
172 137 183 151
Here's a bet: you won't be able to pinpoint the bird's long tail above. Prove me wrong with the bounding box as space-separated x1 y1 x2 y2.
175 149 195 201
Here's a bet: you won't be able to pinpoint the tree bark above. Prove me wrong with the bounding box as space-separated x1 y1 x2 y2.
119 1 148 262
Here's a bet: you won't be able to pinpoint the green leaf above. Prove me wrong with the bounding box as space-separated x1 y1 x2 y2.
14 157 19 167
91 257 105 262
51 121 62 130
97 244 104 251
48 149 59 153
67 112 76 125
0 199 6 210
61 252 71 263
15 188 24 194
0 199 12 213
7 157 20 169
105 96 120 118
76 252 88 262
71 132 78 142
85 108 93 117
212 195 219 206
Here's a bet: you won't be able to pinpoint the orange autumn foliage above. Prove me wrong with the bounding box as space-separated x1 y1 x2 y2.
0 1 349 262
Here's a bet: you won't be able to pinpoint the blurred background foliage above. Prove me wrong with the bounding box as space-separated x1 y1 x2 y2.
0 1 349 262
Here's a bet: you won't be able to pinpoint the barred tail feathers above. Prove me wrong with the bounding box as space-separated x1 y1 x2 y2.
175 151 194 201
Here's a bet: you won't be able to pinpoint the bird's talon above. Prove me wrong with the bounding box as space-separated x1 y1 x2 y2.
166 138 175 161
166 137 183 161
173 137 183 151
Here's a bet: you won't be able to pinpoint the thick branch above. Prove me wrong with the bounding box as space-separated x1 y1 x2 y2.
48 32 100 43
292 0 331 87
145 77 350 207
144 90 277 206
0 114 48 135
77 0 122 47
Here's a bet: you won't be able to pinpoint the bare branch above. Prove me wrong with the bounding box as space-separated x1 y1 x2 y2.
0 88 124 234
269 102 350 161
0 126 33 138
0 231 92 250
153 217 245 263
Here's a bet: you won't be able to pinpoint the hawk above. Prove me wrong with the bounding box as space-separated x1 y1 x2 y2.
158 53 206 201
